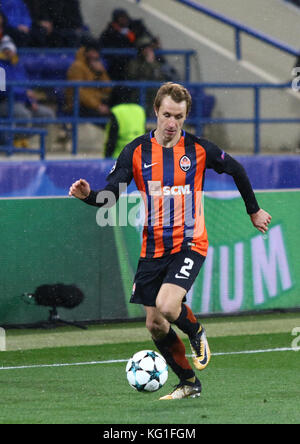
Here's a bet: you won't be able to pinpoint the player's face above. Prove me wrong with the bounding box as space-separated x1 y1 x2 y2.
155 96 187 146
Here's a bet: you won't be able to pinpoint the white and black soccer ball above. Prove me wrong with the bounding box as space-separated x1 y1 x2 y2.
126 350 168 392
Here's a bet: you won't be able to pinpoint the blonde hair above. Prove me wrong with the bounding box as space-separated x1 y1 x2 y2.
154 82 192 116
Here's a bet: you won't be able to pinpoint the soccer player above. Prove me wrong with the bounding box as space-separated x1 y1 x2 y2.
69 82 272 400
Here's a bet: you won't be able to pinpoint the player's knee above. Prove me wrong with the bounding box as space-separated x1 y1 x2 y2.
146 318 160 335
146 318 167 339
156 300 177 322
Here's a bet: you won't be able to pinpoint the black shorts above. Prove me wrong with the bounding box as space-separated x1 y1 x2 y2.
130 249 206 307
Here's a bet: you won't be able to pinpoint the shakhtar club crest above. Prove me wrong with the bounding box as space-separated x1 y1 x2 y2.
179 155 191 172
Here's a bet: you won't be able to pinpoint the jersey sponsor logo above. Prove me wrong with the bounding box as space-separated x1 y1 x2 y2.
148 181 191 196
148 181 162 196
163 185 191 196
179 155 192 172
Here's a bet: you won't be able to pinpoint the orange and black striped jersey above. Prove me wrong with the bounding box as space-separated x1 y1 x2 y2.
85 130 259 259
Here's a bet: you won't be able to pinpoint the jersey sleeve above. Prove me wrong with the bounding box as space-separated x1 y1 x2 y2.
202 138 260 215
105 143 134 190
83 143 134 208
104 114 119 158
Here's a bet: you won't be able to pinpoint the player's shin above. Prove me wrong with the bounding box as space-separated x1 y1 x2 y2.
153 326 196 383
174 303 200 339
174 304 211 371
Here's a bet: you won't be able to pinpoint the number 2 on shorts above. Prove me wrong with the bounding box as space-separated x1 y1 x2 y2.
176 258 194 279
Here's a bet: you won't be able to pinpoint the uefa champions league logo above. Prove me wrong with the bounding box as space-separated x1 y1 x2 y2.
0 67 6 91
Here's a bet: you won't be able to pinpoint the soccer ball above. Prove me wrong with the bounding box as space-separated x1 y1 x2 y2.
126 350 168 392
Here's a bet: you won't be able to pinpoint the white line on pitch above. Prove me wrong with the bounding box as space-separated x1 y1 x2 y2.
0 347 298 371
212 346 300 356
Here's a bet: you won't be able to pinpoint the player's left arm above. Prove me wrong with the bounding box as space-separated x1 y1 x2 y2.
203 139 272 234
249 209 272 234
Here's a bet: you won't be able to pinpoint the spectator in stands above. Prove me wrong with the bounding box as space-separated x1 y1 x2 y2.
99 8 136 52
0 0 33 46
127 39 170 82
0 11 17 43
0 37 55 147
99 8 137 80
105 86 146 158
130 18 155 45
66 41 111 119
99 8 177 83
126 39 172 114
129 20 179 81
24 0 91 47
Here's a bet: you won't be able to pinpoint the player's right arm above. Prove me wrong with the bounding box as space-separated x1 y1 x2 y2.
69 179 91 200
69 143 134 207
69 178 119 208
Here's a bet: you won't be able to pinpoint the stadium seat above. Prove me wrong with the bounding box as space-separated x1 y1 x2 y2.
19 51 110 117
189 87 216 120
21 53 76 81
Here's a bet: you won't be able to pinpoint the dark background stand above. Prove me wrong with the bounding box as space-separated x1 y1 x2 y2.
47 306 87 330
31 306 87 330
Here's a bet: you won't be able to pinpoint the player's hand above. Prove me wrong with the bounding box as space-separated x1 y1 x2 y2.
250 209 272 234
69 179 91 200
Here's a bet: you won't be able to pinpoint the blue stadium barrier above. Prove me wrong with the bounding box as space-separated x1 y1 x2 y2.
0 80 216 156
0 127 47 159
0 155 299 198
0 48 197 160
136 0 299 60
18 48 196 83
0 80 297 157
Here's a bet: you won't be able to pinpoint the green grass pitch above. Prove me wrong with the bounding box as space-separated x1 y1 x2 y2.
0 313 299 424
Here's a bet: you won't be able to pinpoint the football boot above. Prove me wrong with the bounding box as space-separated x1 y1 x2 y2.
189 326 211 371
159 379 202 400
